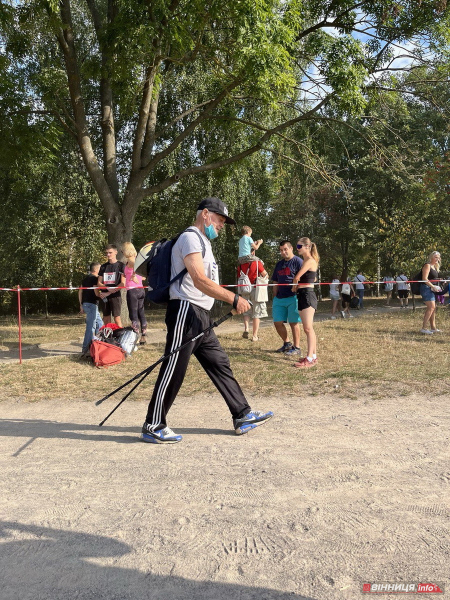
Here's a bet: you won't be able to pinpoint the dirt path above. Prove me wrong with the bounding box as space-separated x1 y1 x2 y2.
1 390 448 599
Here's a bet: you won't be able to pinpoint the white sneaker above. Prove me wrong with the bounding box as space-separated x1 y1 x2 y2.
431 329 442 333
349 314 354 318
420 329 434 335
331 316 336 320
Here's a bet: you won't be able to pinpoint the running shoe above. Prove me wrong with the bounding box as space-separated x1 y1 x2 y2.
140 425 182 444
285 346 301 356
233 410 274 435
275 341 292 353
420 329 434 335
294 357 317 368
242 331 249 339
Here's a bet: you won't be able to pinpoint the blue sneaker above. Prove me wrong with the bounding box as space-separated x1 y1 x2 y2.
233 410 274 435
276 342 292 353
285 346 301 356
140 425 182 444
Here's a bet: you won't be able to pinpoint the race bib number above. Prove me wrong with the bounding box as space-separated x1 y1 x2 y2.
104 272 116 284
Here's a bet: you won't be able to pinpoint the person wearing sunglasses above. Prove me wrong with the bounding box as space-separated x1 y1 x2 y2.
291 238 320 368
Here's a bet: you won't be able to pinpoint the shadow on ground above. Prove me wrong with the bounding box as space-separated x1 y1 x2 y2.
0 521 316 600
0 418 236 456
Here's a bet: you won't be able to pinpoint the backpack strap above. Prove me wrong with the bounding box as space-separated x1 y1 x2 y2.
185 227 206 258
169 227 207 289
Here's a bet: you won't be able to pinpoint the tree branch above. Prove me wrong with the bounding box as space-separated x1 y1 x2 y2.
138 74 244 177
85 0 120 201
131 63 160 173
296 3 364 41
56 0 117 218
154 98 217 140
139 96 332 199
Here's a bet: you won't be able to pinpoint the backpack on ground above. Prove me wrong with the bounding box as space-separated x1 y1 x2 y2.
90 339 126 368
144 228 206 304
410 271 423 295
89 324 137 367
112 327 139 355
238 265 252 295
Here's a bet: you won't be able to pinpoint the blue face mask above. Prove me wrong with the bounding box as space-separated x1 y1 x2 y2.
204 224 218 240
204 216 218 240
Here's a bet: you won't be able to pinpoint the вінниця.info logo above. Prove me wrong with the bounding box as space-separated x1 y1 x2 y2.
362 582 444 594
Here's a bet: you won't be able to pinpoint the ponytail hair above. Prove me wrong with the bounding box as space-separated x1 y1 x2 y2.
298 237 320 264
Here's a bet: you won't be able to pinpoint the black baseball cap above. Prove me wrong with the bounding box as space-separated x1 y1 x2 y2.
197 197 236 225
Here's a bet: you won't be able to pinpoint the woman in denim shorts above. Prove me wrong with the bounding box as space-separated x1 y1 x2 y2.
420 251 442 335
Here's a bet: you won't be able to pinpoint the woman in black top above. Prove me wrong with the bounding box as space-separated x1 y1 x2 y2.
420 251 442 334
291 237 319 368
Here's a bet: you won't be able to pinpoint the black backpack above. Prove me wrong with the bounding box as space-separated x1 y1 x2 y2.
410 271 423 295
349 296 359 308
146 228 206 304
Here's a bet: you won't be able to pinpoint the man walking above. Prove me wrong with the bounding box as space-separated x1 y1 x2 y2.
98 244 125 327
271 241 303 356
141 197 273 444
78 262 103 356
354 270 366 309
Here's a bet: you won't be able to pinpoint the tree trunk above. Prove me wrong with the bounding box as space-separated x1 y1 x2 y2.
103 204 139 328
105 209 132 251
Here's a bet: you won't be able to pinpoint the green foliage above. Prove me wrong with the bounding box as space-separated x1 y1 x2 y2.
1 0 449 313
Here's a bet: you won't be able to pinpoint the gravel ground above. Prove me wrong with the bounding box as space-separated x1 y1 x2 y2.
1 387 448 600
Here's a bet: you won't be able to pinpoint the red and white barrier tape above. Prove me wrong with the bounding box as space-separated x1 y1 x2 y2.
1 280 448 292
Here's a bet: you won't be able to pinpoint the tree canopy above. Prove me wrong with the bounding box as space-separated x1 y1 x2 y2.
0 0 449 312
1 0 448 246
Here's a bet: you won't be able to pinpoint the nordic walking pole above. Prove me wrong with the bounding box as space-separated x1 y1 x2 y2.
95 309 235 407
97 309 235 426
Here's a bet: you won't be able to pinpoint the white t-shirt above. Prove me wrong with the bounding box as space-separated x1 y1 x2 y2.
354 274 366 290
396 275 410 291
341 282 351 295
330 279 340 296
170 227 219 310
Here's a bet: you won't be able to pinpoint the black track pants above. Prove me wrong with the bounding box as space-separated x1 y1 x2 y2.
145 300 250 430
126 288 147 331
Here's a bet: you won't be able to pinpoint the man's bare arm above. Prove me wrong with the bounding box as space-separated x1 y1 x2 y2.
184 252 249 314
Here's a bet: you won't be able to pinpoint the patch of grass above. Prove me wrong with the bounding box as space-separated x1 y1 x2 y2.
0 306 449 402
0 311 168 347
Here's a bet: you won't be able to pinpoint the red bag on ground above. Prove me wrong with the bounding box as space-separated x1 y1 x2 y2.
90 339 126 368
98 323 122 332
